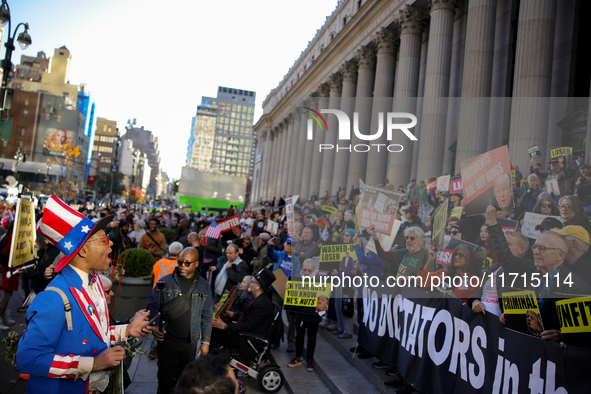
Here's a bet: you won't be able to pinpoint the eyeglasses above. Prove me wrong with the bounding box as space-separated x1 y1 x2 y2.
531 244 563 254
405 236 416 241
559 205 571 210
87 234 110 245
541 203 552 209
454 253 466 258
177 259 198 267
450 230 460 235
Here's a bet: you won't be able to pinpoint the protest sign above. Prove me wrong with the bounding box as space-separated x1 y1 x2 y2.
365 219 402 254
435 237 478 268
461 145 514 216
436 175 451 192
502 290 543 337
426 178 437 193
359 286 591 394
450 206 463 218
320 243 357 264
356 185 401 235
431 202 449 251
545 179 560 195
550 147 572 158
284 279 331 315
497 218 519 233
323 204 337 213
217 215 241 232
521 212 562 239
450 175 462 194
267 220 279 236
528 144 541 158
8 197 36 273
272 268 288 300
556 296 591 349
285 197 295 236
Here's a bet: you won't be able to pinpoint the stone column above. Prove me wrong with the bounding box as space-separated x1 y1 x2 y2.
410 26 430 181
346 45 376 190
293 101 310 198
267 127 279 200
454 0 497 169
309 84 330 198
332 60 358 195
416 0 457 181
365 28 398 186
278 116 292 198
508 0 558 172
300 93 319 199
387 5 425 187
319 73 343 196
272 123 286 199
287 109 301 196
262 128 274 200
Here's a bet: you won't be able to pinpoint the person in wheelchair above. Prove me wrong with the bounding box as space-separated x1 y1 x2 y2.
211 268 276 360
222 275 254 323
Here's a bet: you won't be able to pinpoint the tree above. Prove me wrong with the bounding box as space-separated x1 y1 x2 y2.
129 187 144 204
94 172 126 198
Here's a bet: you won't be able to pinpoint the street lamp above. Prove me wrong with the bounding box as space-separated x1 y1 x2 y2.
0 0 31 113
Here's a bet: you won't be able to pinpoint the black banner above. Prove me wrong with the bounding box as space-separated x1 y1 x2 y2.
359 286 591 394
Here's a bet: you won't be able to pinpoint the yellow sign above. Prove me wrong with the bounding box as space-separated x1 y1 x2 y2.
510 170 515 179
502 291 539 314
550 147 572 158
432 203 448 241
450 207 463 218
320 243 357 263
323 204 337 213
9 198 36 269
556 297 591 334
284 280 331 307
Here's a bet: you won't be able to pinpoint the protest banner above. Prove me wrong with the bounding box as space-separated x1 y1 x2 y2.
502 290 543 337
284 279 331 315
323 204 337 213
359 286 590 394
521 212 562 239
450 206 463 218
437 175 451 192
545 179 560 195
356 185 401 235
435 237 478 268
528 144 541 158
556 296 591 349
461 145 514 216
426 178 437 193
450 175 462 194
550 147 572 158
431 202 449 252
285 196 295 236
8 197 36 275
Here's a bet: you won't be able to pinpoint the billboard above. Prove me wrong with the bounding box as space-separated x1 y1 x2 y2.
44 128 75 153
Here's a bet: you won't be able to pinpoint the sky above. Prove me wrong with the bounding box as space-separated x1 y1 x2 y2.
6 0 340 179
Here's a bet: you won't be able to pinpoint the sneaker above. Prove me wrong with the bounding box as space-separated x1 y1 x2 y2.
286 345 295 353
0 322 8 331
331 329 344 336
326 323 338 331
287 357 302 368
337 333 352 339
372 361 389 369
319 317 329 328
306 360 314 372
386 366 400 376
148 350 158 359
2 318 15 326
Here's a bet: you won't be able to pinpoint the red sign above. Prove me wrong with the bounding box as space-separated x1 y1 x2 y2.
450 176 462 194
87 176 95 186
217 215 241 233
427 179 437 193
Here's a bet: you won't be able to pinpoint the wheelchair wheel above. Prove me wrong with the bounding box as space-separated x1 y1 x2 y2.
257 365 284 393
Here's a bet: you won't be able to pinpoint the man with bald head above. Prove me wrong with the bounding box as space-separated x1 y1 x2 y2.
147 247 213 394
214 244 249 301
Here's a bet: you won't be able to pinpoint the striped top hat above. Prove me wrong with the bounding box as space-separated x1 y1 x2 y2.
37 196 114 273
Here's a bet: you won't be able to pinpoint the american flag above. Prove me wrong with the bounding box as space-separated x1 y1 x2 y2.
205 221 222 239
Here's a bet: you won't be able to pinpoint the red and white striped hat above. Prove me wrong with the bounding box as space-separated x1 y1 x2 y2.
37 196 114 272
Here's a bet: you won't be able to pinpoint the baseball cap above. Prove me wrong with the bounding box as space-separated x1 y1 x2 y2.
534 217 563 232
285 237 294 244
552 225 590 245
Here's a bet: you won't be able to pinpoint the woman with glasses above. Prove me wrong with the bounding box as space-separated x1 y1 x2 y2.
558 195 591 238
533 192 559 216
418 244 483 302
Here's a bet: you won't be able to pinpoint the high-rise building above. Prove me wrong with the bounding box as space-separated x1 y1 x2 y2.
121 121 161 198
186 87 256 177
14 51 50 83
93 118 118 174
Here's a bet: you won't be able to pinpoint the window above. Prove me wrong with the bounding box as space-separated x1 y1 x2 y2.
20 128 25 136
57 115 62 122
103 125 107 132
45 113 50 120
18 140 24 148
23 110 28 118
2 140 7 147
107 127 112 133
24 98 29 106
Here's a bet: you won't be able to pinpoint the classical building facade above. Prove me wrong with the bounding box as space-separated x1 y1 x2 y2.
252 0 591 203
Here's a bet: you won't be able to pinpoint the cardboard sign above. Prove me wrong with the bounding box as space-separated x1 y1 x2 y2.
323 204 337 213
426 179 437 193
450 175 462 194
435 237 478 268
436 175 451 192
217 215 241 232
9 197 36 271
461 145 514 216
521 212 562 239
284 279 331 315
551 147 572 158
502 290 543 337
356 185 401 235
528 145 541 158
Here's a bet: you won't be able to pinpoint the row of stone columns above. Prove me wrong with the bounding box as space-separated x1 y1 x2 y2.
256 0 572 202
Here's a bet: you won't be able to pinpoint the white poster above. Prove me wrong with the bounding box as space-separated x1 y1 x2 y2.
521 212 562 239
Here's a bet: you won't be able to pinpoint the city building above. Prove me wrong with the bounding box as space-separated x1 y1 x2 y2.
93 117 118 174
252 0 591 203
180 86 256 211
121 119 160 198
13 51 50 83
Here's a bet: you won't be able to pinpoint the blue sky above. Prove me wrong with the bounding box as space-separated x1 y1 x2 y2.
5 0 339 179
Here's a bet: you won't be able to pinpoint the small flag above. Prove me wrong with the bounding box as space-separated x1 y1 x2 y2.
205 221 222 239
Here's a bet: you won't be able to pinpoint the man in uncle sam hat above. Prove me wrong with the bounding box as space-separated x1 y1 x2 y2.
16 196 154 394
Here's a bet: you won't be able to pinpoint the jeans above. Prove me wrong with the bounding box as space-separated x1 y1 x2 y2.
295 320 319 361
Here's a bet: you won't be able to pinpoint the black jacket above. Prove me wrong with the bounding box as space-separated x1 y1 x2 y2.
227 292 274 338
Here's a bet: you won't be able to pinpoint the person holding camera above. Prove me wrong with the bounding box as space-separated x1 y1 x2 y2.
147 247 213 394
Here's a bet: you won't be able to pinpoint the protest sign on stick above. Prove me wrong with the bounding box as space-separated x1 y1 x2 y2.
8 197 36 276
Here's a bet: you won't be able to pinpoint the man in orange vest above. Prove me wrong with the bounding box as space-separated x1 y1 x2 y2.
148 241 184 359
